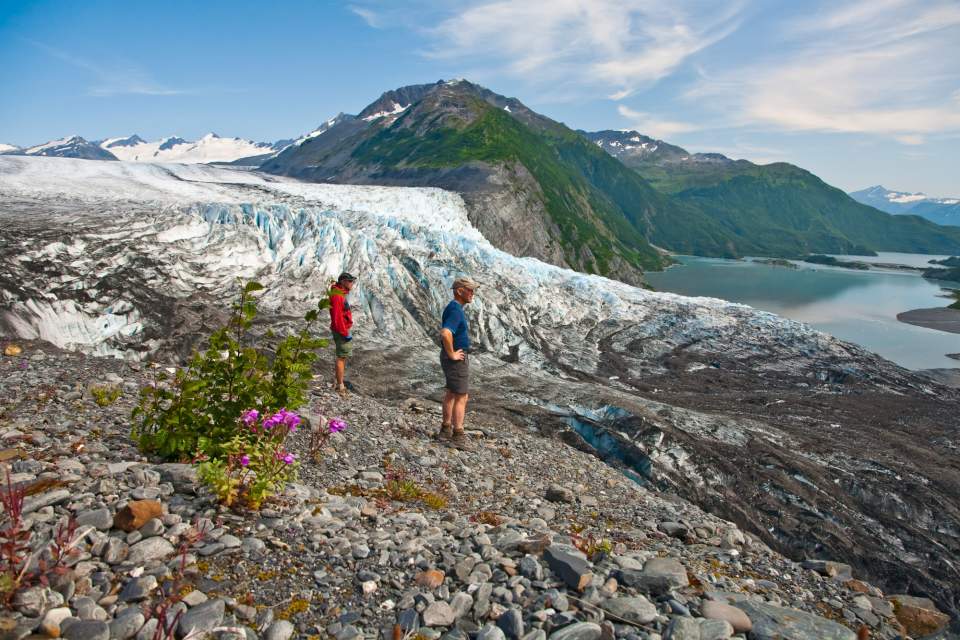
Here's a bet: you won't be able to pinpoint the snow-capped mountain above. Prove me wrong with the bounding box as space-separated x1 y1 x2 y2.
582 130 733 166
850 185 960 226
0 143 20 154
21 135 118 161
849 185 960 226
99 133 275 164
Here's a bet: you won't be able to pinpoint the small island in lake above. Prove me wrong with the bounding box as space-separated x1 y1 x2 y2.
751 258 798 269
803 254 871 270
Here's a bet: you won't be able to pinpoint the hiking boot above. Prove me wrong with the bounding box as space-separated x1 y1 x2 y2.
336 383 348 397
449 431 474 451
436 424 453 441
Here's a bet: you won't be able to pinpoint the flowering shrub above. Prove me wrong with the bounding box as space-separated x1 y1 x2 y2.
198 408 317 509
133 282 330 460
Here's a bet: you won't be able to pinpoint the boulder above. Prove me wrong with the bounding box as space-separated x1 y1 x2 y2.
544 545 593 591
701 601 752 633
736 600 856 640
889 595 950 637
114 500 163 532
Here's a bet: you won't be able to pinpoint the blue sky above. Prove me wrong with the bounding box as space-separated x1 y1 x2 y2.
1 0 958 196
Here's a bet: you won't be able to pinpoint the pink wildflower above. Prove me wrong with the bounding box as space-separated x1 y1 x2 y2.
328 418 347 434
241 409 260 428
240 454 250 467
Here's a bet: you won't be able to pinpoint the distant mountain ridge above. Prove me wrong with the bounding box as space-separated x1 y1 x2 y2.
99 133 275 164
11 135 119 161
583 129 960 257
849 185 960 227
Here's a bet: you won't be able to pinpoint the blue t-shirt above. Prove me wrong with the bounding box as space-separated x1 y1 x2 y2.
441 300 470 351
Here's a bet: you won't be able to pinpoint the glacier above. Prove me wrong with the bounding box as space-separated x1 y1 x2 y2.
0 155 859 376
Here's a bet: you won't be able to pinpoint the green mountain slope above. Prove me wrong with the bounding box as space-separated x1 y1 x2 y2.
262 81 676 279
585 130 960 258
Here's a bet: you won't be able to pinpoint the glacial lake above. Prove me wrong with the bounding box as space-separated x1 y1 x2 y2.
644 253 960 371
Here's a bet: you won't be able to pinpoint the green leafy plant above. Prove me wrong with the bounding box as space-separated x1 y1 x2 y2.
197 408 313 509
90 385 121 407
132 282 329 460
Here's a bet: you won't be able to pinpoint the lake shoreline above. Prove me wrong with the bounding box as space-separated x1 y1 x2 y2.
897 307 960 335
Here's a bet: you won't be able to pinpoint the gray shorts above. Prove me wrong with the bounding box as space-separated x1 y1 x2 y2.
440 351 469 395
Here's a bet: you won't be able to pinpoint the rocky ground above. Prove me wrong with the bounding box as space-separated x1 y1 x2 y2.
0 339 954 640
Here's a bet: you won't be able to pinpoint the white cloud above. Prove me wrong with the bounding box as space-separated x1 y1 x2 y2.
349 5 383 29
617 105 700 138
424 0 745 100
688 0 960 142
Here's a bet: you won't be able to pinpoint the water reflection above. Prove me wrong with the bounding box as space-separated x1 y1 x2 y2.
646 255 959 370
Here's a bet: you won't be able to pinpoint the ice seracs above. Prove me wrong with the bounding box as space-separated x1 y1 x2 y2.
0 155 859 379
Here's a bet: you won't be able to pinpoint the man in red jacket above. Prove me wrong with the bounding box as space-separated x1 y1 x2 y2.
329 272 356 395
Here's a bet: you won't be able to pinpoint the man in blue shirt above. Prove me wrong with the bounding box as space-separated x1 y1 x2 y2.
438 276 479 450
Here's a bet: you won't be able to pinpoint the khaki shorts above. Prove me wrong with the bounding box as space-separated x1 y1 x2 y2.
441 351 469 395
333 333 353 358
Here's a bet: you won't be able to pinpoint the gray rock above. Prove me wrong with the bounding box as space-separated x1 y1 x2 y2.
136 618 158 640
118 575 157 602
450 592 473 619
102 537 130 564
423 601 457 627
64 620 110 640
737 600 856 640
664 618 700 640
545 486 575 503
182 591 208 607
398 608 419 632
138 518 164 537
77 507 114 531
519 555 544 581
603 596 658 624
13 585 64 617
698 619 733 640
127 537 174 564
659 522 688 538
548 622 602 640
156 463 198 492
544 545 593 591
23 489 71 514
477 624 507 640
642 558 688 589
109 607 145 640
497 609 524 640
177 598 225 638
263 620 295 640
241 537 266 555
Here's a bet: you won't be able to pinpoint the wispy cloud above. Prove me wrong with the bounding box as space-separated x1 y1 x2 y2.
617 105 700 139
349 5 383 29
688 0 960 142
423 0 746 100
26 39 190 97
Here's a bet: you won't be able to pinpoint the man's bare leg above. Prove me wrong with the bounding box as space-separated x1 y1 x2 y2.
442 390 455 426
452 393 469 431
335 358 346 390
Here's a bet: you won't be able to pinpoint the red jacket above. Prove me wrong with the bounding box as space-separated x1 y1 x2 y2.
329 283 353 338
